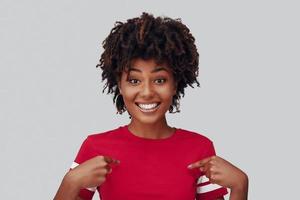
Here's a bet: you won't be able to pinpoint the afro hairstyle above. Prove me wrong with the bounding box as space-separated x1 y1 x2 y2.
96 12 200 114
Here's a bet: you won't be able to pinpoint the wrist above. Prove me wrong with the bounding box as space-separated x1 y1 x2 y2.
53 171 82 200
64 171 82 192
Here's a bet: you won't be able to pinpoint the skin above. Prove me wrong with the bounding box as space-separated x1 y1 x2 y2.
53 155 120 200
118 58 177 139
188 156 248 200
53 58 248 200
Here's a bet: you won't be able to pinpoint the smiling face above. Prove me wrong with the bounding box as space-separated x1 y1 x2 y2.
118 58 177 125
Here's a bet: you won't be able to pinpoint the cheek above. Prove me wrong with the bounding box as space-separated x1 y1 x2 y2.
158 86 175 100
121 88 137 103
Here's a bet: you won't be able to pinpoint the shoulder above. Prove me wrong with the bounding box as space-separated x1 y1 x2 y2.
177 127 214 146
86 126 123 142
77 126 124 153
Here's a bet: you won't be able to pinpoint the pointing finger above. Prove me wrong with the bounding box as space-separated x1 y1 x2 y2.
187 157 211 169
103 156 120 165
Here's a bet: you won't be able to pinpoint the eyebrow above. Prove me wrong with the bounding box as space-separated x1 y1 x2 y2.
128 66 168 73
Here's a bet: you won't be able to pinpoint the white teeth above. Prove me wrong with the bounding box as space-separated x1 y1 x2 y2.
137 103 158 110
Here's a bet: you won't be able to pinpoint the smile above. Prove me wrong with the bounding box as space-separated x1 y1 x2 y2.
135 102 161 113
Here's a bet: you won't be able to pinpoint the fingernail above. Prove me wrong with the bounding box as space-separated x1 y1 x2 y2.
187 164 192 169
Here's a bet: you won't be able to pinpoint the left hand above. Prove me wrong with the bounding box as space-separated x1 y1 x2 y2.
187 156 248 191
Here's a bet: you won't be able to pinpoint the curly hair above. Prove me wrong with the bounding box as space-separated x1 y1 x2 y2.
96 12 200 115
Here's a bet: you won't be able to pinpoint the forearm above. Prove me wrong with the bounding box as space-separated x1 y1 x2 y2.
53 172 81 200
229 174 248 200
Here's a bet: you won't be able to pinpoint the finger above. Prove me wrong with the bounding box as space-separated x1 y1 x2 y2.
187 157 211 169
202 155 218 169
206 162 217 179
110 158 120 166
199 161 208 174
204 169 211 180
199 158 215 173
199 161 210 172
200 161 209 175
210 173 221 184
103 156 120 165
104 165 112 174
100 165 112 175
208 174 216 184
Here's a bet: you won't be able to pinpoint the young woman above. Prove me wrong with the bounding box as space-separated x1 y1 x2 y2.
54 12 248 200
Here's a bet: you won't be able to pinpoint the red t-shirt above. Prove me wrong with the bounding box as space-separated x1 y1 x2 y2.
69 125 228 200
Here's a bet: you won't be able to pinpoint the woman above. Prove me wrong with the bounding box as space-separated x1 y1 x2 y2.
54 12 248 200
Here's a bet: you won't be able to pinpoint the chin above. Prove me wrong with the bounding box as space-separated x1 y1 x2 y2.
131 113 165 125
134 117 160 125
127 103 170 124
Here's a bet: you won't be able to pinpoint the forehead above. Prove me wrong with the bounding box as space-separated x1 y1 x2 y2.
126 58 171 74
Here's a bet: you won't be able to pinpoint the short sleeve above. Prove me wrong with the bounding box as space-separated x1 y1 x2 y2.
69 137 98 200
196 141 228 200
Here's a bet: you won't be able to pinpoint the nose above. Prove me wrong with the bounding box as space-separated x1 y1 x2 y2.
140 81 154 99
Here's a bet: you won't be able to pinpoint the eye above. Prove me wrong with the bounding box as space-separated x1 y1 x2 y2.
154 78 166 84
127 78 140 85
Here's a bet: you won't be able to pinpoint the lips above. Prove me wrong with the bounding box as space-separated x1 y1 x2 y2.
135 102 161 112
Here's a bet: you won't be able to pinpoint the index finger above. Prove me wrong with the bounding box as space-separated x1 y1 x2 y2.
187 156 211 169
103 156 120 165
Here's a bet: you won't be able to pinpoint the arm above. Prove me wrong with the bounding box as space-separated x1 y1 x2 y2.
229 172 248 200
53 172 82 200
54 155 120 200
189 156 248 200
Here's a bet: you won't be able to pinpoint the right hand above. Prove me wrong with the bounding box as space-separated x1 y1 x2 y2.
67 155 120 189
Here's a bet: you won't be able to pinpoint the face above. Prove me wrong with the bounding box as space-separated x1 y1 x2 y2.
118 58 177 125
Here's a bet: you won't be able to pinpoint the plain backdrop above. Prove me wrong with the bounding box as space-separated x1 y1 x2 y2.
1 0 299 199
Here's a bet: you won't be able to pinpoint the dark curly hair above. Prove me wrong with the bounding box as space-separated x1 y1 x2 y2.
96 12 200 115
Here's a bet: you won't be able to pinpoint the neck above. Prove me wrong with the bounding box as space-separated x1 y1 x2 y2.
127 117 175 139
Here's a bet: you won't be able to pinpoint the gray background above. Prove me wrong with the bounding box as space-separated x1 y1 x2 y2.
1 0 299 199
